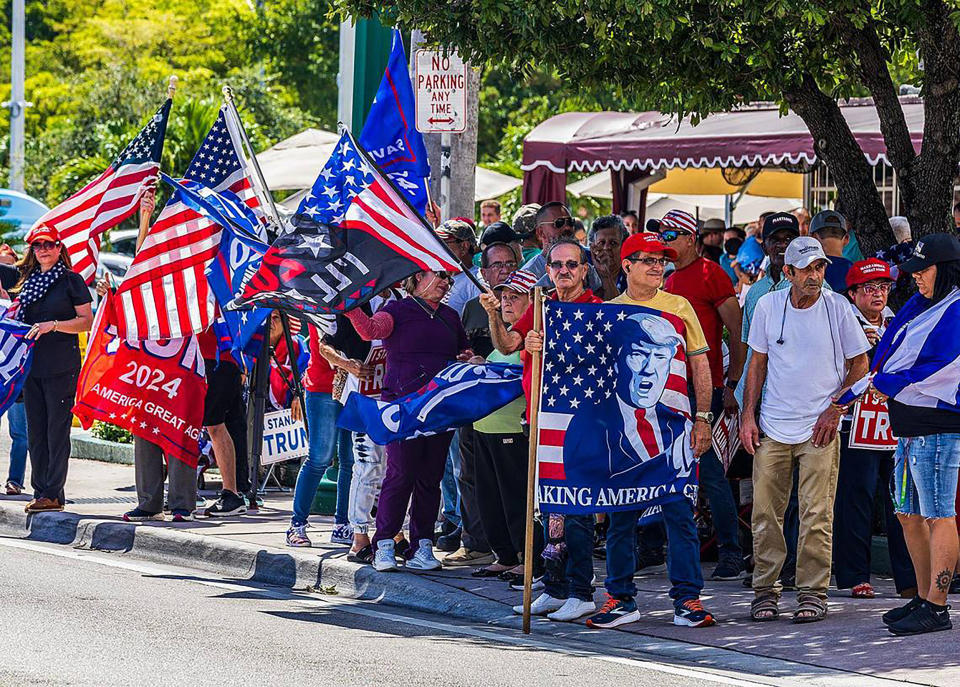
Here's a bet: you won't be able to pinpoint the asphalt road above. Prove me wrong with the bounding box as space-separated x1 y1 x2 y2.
0 538 780 687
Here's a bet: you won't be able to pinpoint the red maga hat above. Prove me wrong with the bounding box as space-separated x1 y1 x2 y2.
846 258 893 289
25 224 60 245
620 232 679 262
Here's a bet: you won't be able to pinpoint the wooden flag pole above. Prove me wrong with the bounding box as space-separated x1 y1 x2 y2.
135 75 177 253
522 286 545 634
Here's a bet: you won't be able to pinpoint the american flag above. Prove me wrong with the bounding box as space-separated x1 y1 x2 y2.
294 129 457 274
536 300 691 482
35 99 171 283
114 107 264 341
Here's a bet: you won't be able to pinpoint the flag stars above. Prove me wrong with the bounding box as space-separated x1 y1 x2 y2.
617 310 627 321
570 398 581 409
603 321 613 332
585 322 594 331
559 385 569 396
572 332 583 343
585 343 595 354
573 310 584 320
584 388 595 398
546 397 556 407
561 320 572 331
573 375 583 386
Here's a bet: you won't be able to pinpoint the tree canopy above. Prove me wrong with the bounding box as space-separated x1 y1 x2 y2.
341 0 959 252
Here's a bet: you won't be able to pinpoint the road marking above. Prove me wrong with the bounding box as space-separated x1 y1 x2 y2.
0 538 891 687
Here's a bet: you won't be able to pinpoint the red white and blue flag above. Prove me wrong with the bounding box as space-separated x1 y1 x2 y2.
114 107 265 341
35 99 171 284
536 300 696 515
228 129 458 322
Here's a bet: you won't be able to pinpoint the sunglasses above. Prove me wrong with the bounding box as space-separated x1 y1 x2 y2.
538 217 576 230
657 229 693 242
31 241 60 251
626 256 670 267
546 259 584 271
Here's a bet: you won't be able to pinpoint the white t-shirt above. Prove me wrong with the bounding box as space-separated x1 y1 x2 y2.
748 288 870 444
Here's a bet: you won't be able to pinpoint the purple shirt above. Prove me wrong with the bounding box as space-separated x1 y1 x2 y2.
380 297 469 401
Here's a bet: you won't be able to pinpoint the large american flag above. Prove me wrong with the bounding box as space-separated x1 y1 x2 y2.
35 99 171 283
114 108 264 340
536 300 691 481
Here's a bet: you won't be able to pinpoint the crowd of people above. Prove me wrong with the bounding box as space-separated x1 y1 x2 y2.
4 195 960 638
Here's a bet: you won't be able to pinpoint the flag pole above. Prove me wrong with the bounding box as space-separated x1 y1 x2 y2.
522 286 544 634
135 75 177 253
221 85 283 229
279 312 308 437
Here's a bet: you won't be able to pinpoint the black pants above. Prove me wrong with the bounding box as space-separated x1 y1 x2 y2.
475 430 535 565
227 391 249 495
24 370 78 502
834 432 917 592
457 425 489 552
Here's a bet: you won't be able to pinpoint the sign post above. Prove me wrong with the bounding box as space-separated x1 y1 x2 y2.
415 50 467 134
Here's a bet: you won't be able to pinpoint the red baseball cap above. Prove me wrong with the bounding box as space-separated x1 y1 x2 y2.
846 258 893 289
25 224 60 245
620 232 679 262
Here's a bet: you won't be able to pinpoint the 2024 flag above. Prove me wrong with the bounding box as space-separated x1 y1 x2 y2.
535 301 698 515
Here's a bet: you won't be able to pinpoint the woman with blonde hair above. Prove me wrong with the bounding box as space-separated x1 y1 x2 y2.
15 224 93 513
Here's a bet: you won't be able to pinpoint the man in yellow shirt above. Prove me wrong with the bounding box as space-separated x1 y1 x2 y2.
586 232 716 630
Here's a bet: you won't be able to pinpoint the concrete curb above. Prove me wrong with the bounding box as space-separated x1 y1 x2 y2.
0 501 511 624
70 432 134 465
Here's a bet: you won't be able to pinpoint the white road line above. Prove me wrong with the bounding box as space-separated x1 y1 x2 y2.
0 538 793 686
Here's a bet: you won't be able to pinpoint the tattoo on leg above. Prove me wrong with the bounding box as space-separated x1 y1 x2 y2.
935 569 952 593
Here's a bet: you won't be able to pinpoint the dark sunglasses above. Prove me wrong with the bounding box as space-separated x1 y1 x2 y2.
657 229 693 242
31 241 60 251
626 256 670 267
538 217 576 230
547 259 584 271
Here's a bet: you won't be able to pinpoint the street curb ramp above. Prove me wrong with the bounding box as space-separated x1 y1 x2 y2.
0 502 511 624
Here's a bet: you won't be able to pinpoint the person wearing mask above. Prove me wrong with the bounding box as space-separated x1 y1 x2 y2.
874 234 960 635
348 269 473 572
486 239 602 622
479 199 501 228
521 202 603 293
719 227 746 287
586 232 717 629
471 270 541 581
17 225 93 513
833 260 916 599
811 209 854 292
588 214 627 301
659 209 748 581
741 237 869 623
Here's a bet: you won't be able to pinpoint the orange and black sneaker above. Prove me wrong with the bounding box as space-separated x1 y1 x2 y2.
585 594 641 629
674 598 716 627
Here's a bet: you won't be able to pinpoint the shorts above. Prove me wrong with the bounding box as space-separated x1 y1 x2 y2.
203 358 242 427
891 433 960 519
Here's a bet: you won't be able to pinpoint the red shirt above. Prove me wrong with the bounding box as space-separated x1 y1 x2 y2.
664 257 735 388
512 289 604 417
304 325 336 394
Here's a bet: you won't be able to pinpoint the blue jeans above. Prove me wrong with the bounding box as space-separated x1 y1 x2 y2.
334 429 354 525
291 392 341 527
606 499 703 608
543 514 594 602
893 433 960 519
5 401 27 487
440 433 462 527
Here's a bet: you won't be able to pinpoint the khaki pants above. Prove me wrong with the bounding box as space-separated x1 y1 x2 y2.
751 434 840 598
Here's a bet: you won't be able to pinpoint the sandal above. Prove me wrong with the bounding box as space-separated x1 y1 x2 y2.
792 594 828 624
750 593 780 622
851 582 875 599
347 544 373 564
471 565 512 578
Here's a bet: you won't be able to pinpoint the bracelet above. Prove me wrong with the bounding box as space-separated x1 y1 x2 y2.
53 320 58 332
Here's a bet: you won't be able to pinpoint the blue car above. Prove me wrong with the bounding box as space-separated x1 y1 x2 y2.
0 188 49 239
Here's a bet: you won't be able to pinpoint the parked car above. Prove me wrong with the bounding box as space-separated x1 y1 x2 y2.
0 188 49 239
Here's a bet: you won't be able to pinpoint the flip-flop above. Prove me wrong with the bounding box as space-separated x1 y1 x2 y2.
347 544 373 564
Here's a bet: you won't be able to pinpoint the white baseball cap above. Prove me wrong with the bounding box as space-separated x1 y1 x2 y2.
784 236 832 269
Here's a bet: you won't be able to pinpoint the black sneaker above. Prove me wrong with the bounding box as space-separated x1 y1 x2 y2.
710 559 746 581
203 490 247 517
950 574 960 595
888 601 952 636
435 527 461 552
586 595 641 629
883 596 924 626
122 508 164 522
635 548 666 575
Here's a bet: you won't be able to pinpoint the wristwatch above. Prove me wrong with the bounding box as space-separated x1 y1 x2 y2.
725 378 739 390
695 411 714 424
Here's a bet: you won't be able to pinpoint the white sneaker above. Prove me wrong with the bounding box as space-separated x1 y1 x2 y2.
405 539 442 571
512 593 565 616
372 539 398 572
547 597 596 622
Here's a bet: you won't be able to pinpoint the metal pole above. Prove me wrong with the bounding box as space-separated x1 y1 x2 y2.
6 0 29 191
440 132 452 218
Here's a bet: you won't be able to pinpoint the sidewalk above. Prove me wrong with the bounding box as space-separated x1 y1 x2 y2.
2 449 959 685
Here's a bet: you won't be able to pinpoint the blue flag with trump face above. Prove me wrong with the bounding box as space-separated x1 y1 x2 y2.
0 318 33 416
359 30 430 214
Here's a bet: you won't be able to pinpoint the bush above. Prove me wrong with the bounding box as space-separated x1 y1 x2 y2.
91 421 133 444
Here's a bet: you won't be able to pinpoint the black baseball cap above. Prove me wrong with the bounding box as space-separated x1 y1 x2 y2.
810 209 847 236
899 232 960 273
480 221 518 246
761 212 800 240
